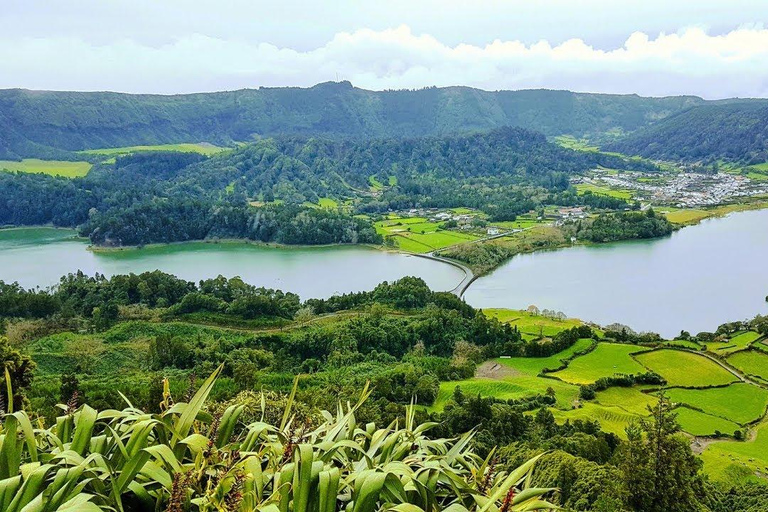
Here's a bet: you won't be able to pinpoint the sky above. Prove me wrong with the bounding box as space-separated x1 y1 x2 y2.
2 0 768 98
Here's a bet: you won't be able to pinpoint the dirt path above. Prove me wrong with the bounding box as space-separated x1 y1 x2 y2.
475 360 521 379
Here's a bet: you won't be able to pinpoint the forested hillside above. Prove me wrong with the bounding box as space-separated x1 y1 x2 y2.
0 82 703 159
608 101 768 164
0 128 652 246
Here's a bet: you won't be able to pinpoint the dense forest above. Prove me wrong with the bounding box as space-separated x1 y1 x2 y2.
608 101 768 164
1 272 767 511
566 208 674 243
0 82 706 159
0 128 653 246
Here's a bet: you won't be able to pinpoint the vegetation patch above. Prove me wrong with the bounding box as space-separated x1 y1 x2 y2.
0 158 92 178
675 407 741 436
664 384 768 425
550 343 647 385
702 420 768 483
484 308 585 338
728 350 768 382
634 349 738 387
81 142 225 156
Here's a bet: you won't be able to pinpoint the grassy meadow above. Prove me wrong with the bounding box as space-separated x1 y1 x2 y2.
81 142 226 156
634 349 738 387
0 158 92 177
375 216 480 253
550 343 647 384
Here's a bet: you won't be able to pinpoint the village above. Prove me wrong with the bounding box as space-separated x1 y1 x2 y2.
578 169 768 208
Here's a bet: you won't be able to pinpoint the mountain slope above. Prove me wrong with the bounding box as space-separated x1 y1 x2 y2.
607 101 768 163
0 82 704 159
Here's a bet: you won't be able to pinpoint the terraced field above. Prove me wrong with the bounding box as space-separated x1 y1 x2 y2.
551 343 647 384
634 349 738 387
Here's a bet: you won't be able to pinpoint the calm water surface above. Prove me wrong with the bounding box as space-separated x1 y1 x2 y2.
465 208 768 337
0 229 464 299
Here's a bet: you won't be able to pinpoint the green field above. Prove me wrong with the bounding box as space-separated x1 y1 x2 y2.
705 331 762 355
431 374 579 411
81 143 225 156
552 402 643 437
551 343 647 384
665 384 768 425
483 309 584 337
317 197 339 208
0 158 92 178
701 420 768 482
634 349 738 387
575 183 634 200
675 407 741 436
728 350 768 382
495 338 594 375
376 216 480 253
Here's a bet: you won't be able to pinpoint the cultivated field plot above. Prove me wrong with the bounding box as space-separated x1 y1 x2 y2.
430 373 579 411
495 338 594 375
376 216 480 253
702 420 768 482
0 158 92 178
552 402 641 437
664 384 768 425
594 386 658 416
705 331 762 355
484 309 584 338
634 349 738 387
551 343 647 385
660 208 711 225
727 350 768 382
81 143 225 156
675 407 740 436
575 182 634 200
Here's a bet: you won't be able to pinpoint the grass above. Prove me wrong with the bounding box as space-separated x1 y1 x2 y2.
675 407 741 436
495 338 595 375
634 349 738 387
81 143 225 156
661 209 711 225
575 183 634 200
554 135 600 152
552 401 643 437
701 420 768 483
0 159 92 178
727 350 768 382
664 384 768 425
376 216 480 253
594 386 658 416
369 175 384 190
317 197 339 209
431 374 579 411
483 309 584 337
551 343 647 385
705 331 762 355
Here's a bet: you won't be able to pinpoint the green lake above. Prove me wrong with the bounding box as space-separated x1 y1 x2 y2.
465 208 768 337
3 208 768 336
0 228 464 299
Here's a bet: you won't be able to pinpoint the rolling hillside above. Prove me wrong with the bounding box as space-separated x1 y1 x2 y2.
0 82 703 159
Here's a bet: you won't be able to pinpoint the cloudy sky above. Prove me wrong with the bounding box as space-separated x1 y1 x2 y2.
2 0 768 98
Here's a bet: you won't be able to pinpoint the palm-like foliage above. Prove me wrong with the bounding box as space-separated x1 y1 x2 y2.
0 366 557 511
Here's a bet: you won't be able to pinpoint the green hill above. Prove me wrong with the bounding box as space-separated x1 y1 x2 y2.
607 101 768 164
0 82 703 159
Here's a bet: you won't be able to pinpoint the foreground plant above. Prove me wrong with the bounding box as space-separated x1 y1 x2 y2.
0 366 556 511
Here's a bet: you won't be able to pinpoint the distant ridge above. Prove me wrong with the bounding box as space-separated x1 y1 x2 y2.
0 82 705 159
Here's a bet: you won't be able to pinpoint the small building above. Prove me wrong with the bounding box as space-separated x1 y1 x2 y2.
487 227 500 235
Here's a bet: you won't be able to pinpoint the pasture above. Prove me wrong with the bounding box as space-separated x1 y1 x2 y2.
483 308 584 337
552 402 641 437
550 343 647 385
494 338 595 375
675 407 740 437
376 216 480 253
701 420 768 483
575 183 634 200
728 350 768 382
82 143 225 156
0 158 92 178
634 349 738 387
704 331 762 355
664 384 768 425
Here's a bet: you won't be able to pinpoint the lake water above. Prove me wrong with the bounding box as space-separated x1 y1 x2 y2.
0 228 465 299
464 208 768 337
3 209 768 335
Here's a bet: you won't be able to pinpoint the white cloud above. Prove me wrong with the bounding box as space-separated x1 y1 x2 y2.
2 25 768 98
